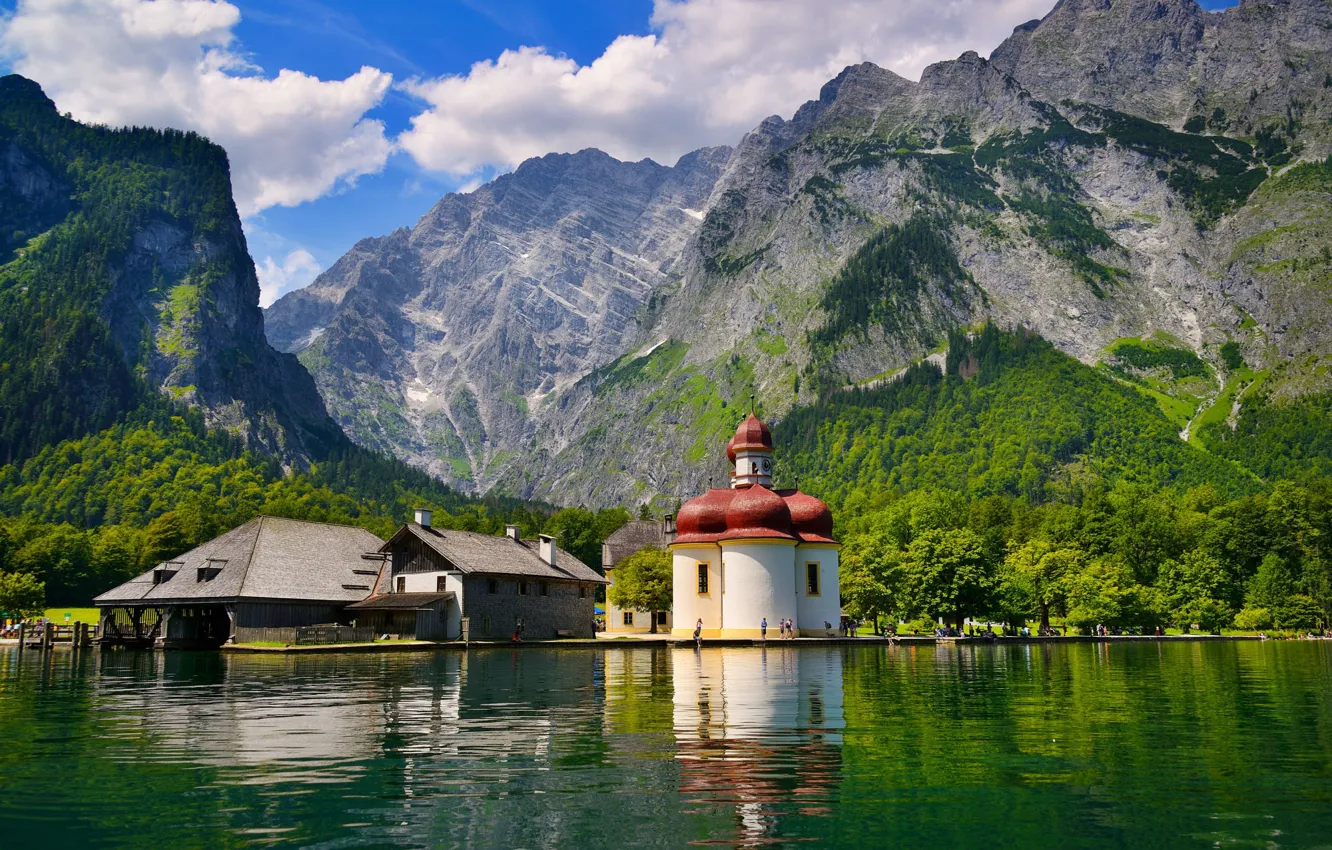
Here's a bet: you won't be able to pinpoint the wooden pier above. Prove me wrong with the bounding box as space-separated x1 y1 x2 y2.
12 620 99 650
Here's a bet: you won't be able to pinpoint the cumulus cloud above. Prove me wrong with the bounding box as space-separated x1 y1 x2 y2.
256 248 320 308
398 0 1053 176
0 0 393 216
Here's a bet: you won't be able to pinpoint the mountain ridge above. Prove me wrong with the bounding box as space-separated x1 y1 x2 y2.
267 0 1332 508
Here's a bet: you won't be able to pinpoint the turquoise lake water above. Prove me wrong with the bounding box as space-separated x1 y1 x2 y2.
1 641 1329 848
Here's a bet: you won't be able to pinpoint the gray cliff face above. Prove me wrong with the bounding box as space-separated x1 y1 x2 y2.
990 0 1332 148
265 147 731 490
271 0 1332 508
0 74 342 464
102 217 343 461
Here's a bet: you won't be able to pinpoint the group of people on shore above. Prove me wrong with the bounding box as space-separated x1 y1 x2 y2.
759 617 799 640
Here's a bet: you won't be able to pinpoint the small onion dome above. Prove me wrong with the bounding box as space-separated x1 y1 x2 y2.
674 488 736 544
719 484 796 541
726 433 738 463
731 413 774 455
781 489 837 545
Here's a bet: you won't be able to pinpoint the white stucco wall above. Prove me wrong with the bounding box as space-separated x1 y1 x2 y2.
794 547 840 636
718 541 796 637
672 546 722 636
392 570 462 638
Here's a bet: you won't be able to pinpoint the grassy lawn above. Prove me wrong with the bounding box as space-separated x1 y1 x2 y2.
43 607 99 623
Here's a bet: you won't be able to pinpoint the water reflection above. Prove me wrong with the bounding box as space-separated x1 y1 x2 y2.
673 646 845 845
2 642 1331 848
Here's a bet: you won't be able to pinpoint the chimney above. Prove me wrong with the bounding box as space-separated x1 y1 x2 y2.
505 524 520 541
539 534 557 567
414 508 432 529
663 514 676 536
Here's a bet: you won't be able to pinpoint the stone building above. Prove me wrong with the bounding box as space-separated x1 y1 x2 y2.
602 518 676 633
671 414 841 638
356 510 607 640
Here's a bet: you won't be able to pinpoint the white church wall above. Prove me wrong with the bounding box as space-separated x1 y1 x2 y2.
672 546 722 637
718 541 796 638
794 546 841 636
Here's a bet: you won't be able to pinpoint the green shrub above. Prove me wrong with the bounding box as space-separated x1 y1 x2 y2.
1220 341 1245 371
1233 606 1272 630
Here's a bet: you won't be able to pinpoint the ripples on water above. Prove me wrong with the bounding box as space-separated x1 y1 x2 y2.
1 642 1329 848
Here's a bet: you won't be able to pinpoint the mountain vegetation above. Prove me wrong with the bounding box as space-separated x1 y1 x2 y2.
783 326 1332 632
0 75 630 608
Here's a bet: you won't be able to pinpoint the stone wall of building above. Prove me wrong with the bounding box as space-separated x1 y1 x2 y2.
458 575 597 640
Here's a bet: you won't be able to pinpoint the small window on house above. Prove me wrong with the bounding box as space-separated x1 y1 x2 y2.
519 581 529 596
656 611 668 626
697 563 709 595
540 582 549 597
806 563 820 596
623 611 634 626
488 579 499 595
579 585 587 599
436 576 447 592
396 576 406 593
482 616 492 635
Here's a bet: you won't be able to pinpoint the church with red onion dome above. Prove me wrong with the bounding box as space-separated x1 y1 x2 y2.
671 413 840 638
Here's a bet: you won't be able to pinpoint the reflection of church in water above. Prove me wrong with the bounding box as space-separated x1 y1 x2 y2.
673 647 845 843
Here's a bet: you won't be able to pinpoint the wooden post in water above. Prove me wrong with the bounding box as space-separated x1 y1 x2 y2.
42 621 53 651
16 622 25 652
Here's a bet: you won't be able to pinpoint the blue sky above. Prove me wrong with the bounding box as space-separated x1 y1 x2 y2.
231 0 659 268
0 0 1240 304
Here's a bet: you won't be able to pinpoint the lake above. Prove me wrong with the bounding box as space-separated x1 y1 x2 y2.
1 641 1330 848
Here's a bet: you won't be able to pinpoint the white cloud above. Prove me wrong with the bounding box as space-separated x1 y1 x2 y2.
398 0 1054 176
257 248 320 307
0 0 393 216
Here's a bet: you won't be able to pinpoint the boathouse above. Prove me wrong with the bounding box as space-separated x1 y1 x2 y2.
353 510 606 640
94 516 385 648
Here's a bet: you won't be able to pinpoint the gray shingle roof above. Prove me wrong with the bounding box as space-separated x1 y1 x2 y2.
384 524 608 584
348 592 454 610
603 520 672 569
94 516 385 606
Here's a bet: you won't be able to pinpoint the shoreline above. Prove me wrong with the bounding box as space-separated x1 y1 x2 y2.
220 633 1267 653
1 634 1287 654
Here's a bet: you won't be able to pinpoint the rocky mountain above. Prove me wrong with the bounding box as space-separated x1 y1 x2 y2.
265 146 731 488
268 0 1332 508
0 74 343 465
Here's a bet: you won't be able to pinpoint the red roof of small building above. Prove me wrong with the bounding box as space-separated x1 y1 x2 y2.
731 413 773 454
674 486 836 545
720 484 795 541
674 487 736 544
779 489 837 545
674 412 836 545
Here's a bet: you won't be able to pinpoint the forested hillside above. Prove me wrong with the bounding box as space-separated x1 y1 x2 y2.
0 75 628 608
778 327 1332 633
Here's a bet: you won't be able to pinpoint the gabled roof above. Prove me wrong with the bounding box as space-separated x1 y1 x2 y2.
381 524 608 584
95 516 385 606
603 520 672 569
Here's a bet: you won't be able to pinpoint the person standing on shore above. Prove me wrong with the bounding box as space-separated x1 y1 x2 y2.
694 618 703 647
761 618 768 641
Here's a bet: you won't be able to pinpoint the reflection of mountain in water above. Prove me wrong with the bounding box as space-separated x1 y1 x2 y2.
673 647 845 844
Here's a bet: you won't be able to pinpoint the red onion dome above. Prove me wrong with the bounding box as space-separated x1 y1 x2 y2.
719 484 795 541
674 488 736 544
731 413 774 455
782 490 837 545
726 433 738 464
